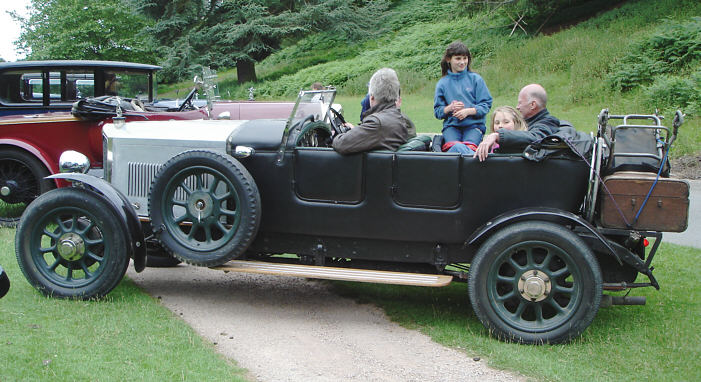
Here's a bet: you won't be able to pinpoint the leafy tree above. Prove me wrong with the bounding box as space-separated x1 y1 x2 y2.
14 0 155 63
137 0 390 83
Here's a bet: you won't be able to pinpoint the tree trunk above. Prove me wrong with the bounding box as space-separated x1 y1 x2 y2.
236 60 257 84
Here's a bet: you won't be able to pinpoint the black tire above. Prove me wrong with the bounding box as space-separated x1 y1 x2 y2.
468 221 602 344
0 148 55 227
15 188 129 299
149 150 261 267
0 265 9 299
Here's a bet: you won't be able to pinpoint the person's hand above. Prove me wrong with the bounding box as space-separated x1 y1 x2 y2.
474 132 498 162
453 107 476 120
343 122 354 130
444 100 465 115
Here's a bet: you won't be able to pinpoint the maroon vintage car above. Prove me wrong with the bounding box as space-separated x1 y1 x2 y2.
0 60 297 226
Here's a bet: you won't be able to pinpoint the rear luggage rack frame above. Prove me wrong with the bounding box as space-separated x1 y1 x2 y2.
601 112 669 164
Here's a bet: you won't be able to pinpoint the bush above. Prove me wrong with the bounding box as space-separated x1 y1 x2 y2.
607 17 701 91
644 70 701 115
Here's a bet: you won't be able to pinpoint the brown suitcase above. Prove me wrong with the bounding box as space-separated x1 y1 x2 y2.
600 171 689 232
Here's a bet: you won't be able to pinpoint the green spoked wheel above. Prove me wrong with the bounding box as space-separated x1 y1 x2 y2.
149 151 261 267
15 188 129 299
468 221 602 344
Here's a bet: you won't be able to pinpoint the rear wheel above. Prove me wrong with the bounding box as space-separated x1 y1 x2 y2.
0 149 55 227
15 188 129 299
149 151 261 266
468 221 602 344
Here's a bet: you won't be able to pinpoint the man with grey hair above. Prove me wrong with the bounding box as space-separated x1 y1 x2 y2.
333 68 416 154
474 83 560 161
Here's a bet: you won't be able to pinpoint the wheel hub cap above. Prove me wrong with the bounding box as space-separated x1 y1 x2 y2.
187 191 214 221
518 269 551 302
57 233 85 261
1 180 18 197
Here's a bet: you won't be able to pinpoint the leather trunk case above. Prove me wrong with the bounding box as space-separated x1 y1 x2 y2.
600 171 689 232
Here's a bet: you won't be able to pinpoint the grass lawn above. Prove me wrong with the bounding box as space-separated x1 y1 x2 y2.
0 228 248 381
332 242 701 382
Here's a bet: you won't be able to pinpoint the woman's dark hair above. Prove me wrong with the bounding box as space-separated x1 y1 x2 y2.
440 41 472 76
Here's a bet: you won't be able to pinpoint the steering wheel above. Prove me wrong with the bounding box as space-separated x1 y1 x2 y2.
328 107 349 135
177 87 198 112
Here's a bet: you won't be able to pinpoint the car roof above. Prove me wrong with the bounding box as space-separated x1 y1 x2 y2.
0 60 161 71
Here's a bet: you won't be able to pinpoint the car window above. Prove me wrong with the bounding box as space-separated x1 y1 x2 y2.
0 71 44 104
23 74 44 102
104 70 150 100
0 69 98 105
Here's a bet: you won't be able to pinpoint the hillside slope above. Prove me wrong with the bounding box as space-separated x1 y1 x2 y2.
170 0 700 156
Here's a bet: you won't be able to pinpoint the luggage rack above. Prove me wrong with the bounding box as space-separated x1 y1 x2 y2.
600 110 675 164
582 109 684 223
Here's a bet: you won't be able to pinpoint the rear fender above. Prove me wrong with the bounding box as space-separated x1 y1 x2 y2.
47 173 146 272
466 207 622 265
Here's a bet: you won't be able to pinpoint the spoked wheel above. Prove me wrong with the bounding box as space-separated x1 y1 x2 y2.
149 150 261 266
468 221 602 344
0 149 55 227
15 188 129 299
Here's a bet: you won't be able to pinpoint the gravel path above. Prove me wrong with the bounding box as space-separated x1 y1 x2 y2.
127 265 524 382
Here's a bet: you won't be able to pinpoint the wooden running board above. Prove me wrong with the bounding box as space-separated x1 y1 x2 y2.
212 260 453 287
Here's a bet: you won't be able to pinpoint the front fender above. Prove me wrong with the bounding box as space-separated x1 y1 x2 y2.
47 173 146 272
466 207 622 265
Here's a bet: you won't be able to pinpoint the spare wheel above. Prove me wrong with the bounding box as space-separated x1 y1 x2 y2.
148 150 261 266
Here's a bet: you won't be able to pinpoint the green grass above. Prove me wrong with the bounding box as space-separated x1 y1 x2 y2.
0 228 249 381
331 242 701 381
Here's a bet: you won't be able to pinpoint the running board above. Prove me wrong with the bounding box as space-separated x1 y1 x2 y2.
212 260 453 287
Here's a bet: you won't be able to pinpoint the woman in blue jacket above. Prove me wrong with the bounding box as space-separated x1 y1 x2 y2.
434 41 493 154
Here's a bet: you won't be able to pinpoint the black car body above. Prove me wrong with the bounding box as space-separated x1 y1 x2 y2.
14 90 689 344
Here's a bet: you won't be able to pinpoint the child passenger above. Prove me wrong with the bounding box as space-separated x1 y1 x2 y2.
487 105 527 153
434 41 493 154
490 105 527 133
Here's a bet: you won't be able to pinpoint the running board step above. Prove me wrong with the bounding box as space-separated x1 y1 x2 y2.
212 260 453 287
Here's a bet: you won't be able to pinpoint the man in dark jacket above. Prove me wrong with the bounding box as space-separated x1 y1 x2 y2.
333 68 416 155
474 84 559 161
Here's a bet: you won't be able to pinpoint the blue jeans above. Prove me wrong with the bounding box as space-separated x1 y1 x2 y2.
442 126 484 154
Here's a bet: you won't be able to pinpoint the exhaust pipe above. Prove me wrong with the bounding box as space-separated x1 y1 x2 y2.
600 295 646 307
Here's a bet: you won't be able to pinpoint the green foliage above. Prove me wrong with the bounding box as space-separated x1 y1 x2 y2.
139 0 391 83
607 17 701 92
14 0 156 63
643 69 701 115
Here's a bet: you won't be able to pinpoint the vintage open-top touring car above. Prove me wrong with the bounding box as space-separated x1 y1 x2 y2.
14 89 689 344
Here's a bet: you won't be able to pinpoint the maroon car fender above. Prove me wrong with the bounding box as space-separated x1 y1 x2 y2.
465 207 622 265
47 173 147 272
0 138 60 186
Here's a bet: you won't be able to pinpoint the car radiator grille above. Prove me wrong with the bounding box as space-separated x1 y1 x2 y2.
127 162 210 200
127 162 162 198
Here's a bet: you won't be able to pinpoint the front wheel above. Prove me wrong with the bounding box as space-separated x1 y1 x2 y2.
468 221 602 344
15 188 129 299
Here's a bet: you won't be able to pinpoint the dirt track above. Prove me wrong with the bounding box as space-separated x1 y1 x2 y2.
127 264 523 381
